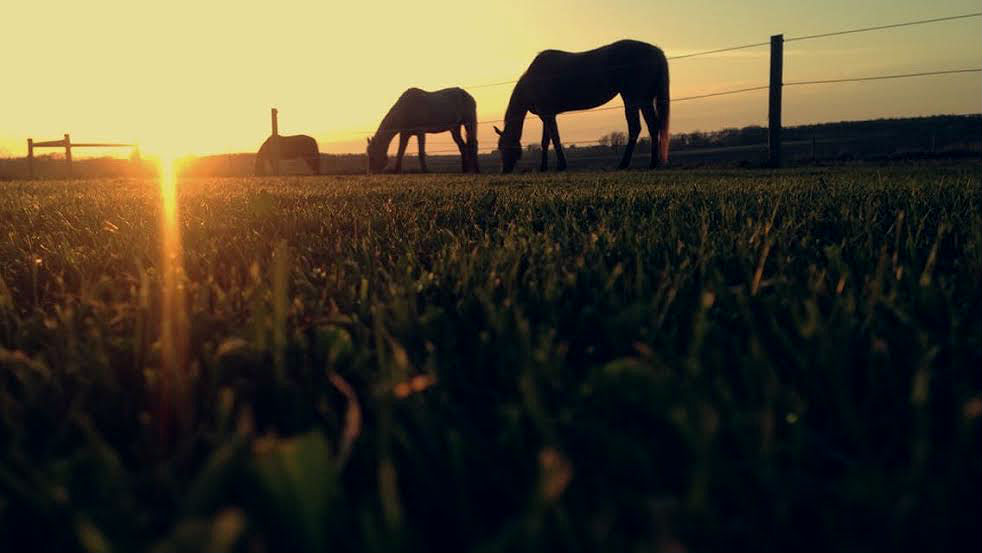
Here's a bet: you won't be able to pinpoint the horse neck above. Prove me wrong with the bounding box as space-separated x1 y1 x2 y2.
502 80 530 142
373 107 404 146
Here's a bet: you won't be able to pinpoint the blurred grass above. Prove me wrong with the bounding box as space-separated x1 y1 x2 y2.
0 165 979 552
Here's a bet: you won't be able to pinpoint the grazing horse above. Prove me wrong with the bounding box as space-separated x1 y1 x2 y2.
494 39 670 173
255 134 321 175
367 87 480 174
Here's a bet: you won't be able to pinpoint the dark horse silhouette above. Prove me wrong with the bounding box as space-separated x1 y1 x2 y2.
367 87 479 174
255 134 321 175
494 39 670 173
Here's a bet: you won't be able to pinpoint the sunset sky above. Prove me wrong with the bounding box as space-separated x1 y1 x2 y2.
2 0 979 159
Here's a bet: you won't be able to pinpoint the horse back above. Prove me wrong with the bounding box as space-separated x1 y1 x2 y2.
261 134 318 158
524 40 665 112
390 87 476 131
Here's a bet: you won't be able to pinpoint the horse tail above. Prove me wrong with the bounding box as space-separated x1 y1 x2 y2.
255 141 267 176
462 90 480 173
306 135 321 157
305 136 321 175
654 47 670 166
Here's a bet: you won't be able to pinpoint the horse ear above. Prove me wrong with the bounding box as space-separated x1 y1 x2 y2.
366 137 371 145
493 126 503 136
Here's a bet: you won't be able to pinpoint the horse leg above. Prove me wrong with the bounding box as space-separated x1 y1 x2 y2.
545 117 567 171
464 121 480 173
640 103 662 169
539 122 551 172
450 126 467 172
619 104 642 170
394 133 410 173
417 133 429 173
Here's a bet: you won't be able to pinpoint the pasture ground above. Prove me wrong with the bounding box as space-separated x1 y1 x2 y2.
0 165 980 551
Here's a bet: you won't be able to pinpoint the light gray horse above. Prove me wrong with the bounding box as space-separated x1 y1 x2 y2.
255 134 320 175
494 40 670 173
367 87 480 173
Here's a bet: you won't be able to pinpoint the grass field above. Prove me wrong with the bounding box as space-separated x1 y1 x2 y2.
0 165 980 551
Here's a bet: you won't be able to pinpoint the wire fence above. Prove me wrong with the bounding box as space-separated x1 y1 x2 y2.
337 10 981 164
391 63 982 156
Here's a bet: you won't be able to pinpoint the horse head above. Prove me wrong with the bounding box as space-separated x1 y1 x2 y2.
366 136 388 174
494 126 522 174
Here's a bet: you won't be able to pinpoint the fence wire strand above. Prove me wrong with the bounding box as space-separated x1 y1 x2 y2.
667 42 770 60
350 84 771 137
786 12 982 42
456 13 981 91
785 68 982 87
464 42 772 90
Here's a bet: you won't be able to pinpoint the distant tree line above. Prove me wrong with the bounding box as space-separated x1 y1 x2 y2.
595 127 768 151
597 114 981 152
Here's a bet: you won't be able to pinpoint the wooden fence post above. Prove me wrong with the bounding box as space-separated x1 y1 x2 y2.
271 108 280 176
768 34 784 168
64 133 73 178
27 138 34 179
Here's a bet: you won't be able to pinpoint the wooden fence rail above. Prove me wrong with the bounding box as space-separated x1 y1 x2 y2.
27 133 136 178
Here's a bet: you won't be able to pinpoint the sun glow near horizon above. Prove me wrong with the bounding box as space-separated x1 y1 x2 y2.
159 156 178 215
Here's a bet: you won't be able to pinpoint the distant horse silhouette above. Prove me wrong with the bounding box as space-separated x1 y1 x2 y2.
494 39 670 173
255 134 320 175
367 87 479 174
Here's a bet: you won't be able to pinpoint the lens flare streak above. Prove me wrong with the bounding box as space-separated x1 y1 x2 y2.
157 156 190 442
